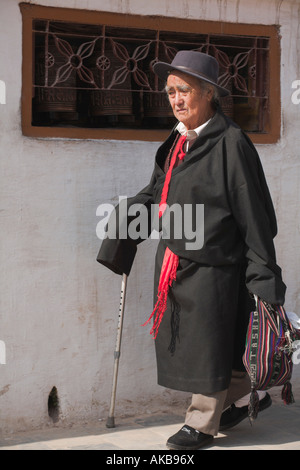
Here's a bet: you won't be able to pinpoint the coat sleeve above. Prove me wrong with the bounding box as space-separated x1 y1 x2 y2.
226 128 286 305
96 169 157 276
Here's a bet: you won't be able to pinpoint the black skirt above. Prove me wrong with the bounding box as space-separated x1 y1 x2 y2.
153 239 253 395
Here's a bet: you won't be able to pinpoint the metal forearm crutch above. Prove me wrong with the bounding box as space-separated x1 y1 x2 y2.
106 273 128 428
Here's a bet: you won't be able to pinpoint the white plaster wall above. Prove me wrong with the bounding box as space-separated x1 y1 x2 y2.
0 0 299 433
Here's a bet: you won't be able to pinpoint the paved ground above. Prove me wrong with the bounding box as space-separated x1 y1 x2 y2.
0 392 300 450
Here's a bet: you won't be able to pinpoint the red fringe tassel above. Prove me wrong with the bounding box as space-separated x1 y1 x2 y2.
142 247 179 339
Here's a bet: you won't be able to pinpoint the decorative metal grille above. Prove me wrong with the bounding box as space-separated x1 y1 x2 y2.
32 20 270 133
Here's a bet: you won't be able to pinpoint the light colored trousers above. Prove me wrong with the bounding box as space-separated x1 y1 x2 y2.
184 370 251 436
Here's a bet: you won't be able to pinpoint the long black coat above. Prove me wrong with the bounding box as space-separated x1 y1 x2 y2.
97 110 286 394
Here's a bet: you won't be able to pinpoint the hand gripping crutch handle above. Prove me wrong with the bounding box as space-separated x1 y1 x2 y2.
106 273 128 428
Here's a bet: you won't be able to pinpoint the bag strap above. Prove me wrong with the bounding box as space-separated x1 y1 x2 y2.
248 297 260 421
248 294 260 390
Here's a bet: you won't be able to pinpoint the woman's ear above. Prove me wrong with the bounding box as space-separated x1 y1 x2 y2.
206 85 214 102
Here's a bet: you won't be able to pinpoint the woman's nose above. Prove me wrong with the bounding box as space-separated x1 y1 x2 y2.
174 92 184 105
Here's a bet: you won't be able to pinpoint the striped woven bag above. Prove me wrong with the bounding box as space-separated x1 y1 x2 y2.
243 295 300 421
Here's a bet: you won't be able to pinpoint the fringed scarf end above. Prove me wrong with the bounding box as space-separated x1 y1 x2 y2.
142 247 179 342
168 290 181 355
248 388 260 424
282 381 295 405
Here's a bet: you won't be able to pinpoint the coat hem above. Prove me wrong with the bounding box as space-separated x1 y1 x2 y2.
157 373 230 395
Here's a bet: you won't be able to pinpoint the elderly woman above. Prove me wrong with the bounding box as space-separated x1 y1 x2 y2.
97 51 286 449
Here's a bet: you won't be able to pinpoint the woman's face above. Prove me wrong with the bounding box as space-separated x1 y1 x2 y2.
166 71 214 130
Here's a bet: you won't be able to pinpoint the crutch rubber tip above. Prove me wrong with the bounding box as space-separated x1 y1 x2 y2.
106 416 115 428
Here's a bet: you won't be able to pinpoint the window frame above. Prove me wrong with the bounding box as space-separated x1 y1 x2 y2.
20 3 281 144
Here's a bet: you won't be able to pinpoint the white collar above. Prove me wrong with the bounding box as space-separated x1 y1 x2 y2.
176 118 211 141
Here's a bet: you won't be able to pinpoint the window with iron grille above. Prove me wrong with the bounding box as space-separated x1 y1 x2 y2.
21 4 281 143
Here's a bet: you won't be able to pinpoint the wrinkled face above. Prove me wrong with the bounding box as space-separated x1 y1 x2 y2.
166 71 214 130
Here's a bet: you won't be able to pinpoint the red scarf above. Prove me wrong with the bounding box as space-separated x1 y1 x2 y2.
142 135 186 339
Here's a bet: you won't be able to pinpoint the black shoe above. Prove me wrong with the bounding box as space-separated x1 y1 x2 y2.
166 425 214 450
219 392 272 431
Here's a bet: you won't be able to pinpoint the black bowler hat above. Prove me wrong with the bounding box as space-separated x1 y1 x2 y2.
153 50 229 97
